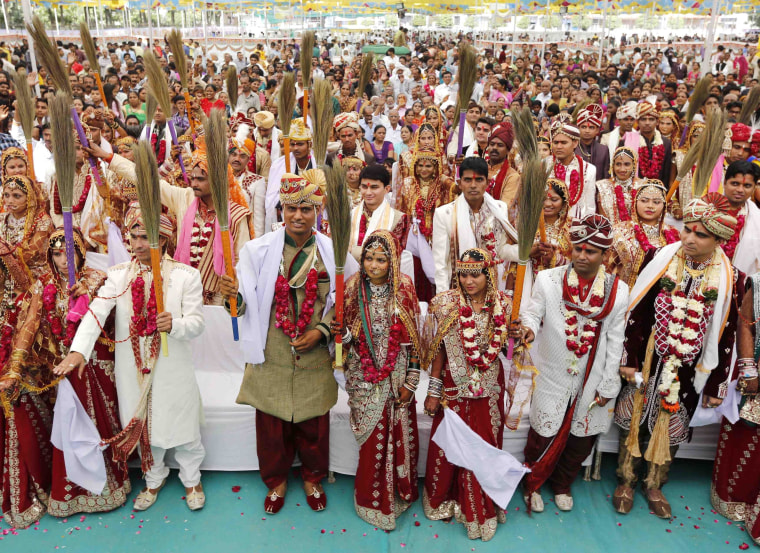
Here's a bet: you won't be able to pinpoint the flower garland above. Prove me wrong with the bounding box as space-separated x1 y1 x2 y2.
614 182 633 222
357 211 369 245
0 305 19 368
720 214 745 260
458 293 508 396
189 219 214 268
43 284 77 348
480 229 500 263
359 317 403 384
654 253 719 413
274 266 319 338
131 276 158 339
638 144 665 179
563 266 606 376
663 228 680 244
553 155 583 206
150 129 168 165
414 179 440 239
54 174 92 215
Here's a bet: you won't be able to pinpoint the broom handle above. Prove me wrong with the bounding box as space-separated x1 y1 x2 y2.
220 227 239 341
62 209 77 288
665 178 681 203
356 98 362 114
150 248 169 357
71 107 105 190
284 136 291 173
302 89 309 127
334 270 345 368
507 261 527 360
183 91 195 136
456 109 466 156
25 139 35 182
167 120 190 186
93 72 107 109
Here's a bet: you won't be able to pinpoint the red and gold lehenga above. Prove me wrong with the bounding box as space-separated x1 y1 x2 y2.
595 146 644 227
711 272 760 546
342 231 421 530
396 147 456 302
24 229 129 518
423 249 512 542
398 122 447 181
605 179 680 288
0 176 54 528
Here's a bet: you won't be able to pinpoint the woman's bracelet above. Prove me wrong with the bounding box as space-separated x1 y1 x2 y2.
427 376 443 399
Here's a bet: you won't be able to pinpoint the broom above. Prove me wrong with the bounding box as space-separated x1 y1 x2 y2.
145 92 157 127
279 72 296 172
739 85 760 126
226 65 238 114
692 108 727 198
79 23 106 106
49 91 77 289
133 140 169 357
356 52 374 114
665 124 706 202
204 108 239 341
513 106 546 241
678 74 713 148
508 154 545 360
454 44 477 158
12 69 36 181
144 50 189 185
27 16 104 191
167 29 194 136
324 163 351 367
300 31 315 128
310 78 332 167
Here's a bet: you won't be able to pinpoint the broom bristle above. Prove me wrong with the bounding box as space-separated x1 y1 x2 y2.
226 65 238 112
324 164 351 269
357 53 374 101
50 91 76 208
133 140 162 246
310 78 332 167
144 51 171 116
692 108 726 198
145 93 158 124
676 126 706 180
79 23 100 78
571 98 592 123
739 85 760 125
12 69 34 141
686 75 713 124
204 109 230 229
455 44 477 116
27 16 71 95
279 72 296 135
167 29 188 91
513 106 538 161
300 31 315 90
517 156 547 261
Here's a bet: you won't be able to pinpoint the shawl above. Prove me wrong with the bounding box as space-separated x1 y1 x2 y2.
174 197 234 276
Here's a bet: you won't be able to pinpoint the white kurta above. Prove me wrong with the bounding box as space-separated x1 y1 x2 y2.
521 266 629 438
70 258 206 450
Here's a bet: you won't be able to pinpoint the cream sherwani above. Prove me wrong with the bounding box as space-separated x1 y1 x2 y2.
521 266 629 438
732 201 760 277
544 156 597 219
431 193 518 292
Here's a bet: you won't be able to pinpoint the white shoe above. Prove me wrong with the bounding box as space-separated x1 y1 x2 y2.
185 486 205 511
555 493 574 511
524 491 544 512
133 481 166 511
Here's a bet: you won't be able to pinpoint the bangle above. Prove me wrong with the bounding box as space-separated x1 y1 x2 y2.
403 383 417 394
427 376 443 399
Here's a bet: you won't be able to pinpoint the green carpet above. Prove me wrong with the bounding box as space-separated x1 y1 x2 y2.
1 455 754 552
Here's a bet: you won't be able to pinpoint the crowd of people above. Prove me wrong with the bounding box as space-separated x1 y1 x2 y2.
0 24 759 545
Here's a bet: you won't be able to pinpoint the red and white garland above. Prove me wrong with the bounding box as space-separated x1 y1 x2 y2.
655 253 719 413
130 273 159 375
721 213 745 260
43 283 77 349
553 155 583 207
359 316 403 384
274 254 319 338
563 266 606 376
458 292 508 396
189 219 214 268
638 142 665 179
613 180 634 222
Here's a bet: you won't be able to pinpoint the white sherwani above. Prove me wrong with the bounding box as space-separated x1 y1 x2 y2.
733 201 760 277
544 156 597 219
70 258 206 449
431 193 518 292
521 266 629 438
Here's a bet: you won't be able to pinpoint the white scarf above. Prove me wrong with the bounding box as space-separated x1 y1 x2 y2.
732 202 760 276
349 199 394 247
237 227 359 364
627 242 734 393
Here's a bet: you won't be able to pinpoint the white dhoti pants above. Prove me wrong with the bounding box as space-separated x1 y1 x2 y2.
144 437 206 489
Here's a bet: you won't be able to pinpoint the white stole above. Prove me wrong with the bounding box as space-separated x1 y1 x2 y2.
349 199 394 247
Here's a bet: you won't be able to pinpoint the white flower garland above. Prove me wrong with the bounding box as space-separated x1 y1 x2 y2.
563 266 607 376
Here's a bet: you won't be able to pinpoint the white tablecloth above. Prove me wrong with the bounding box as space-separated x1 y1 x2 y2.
171 306 719 474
